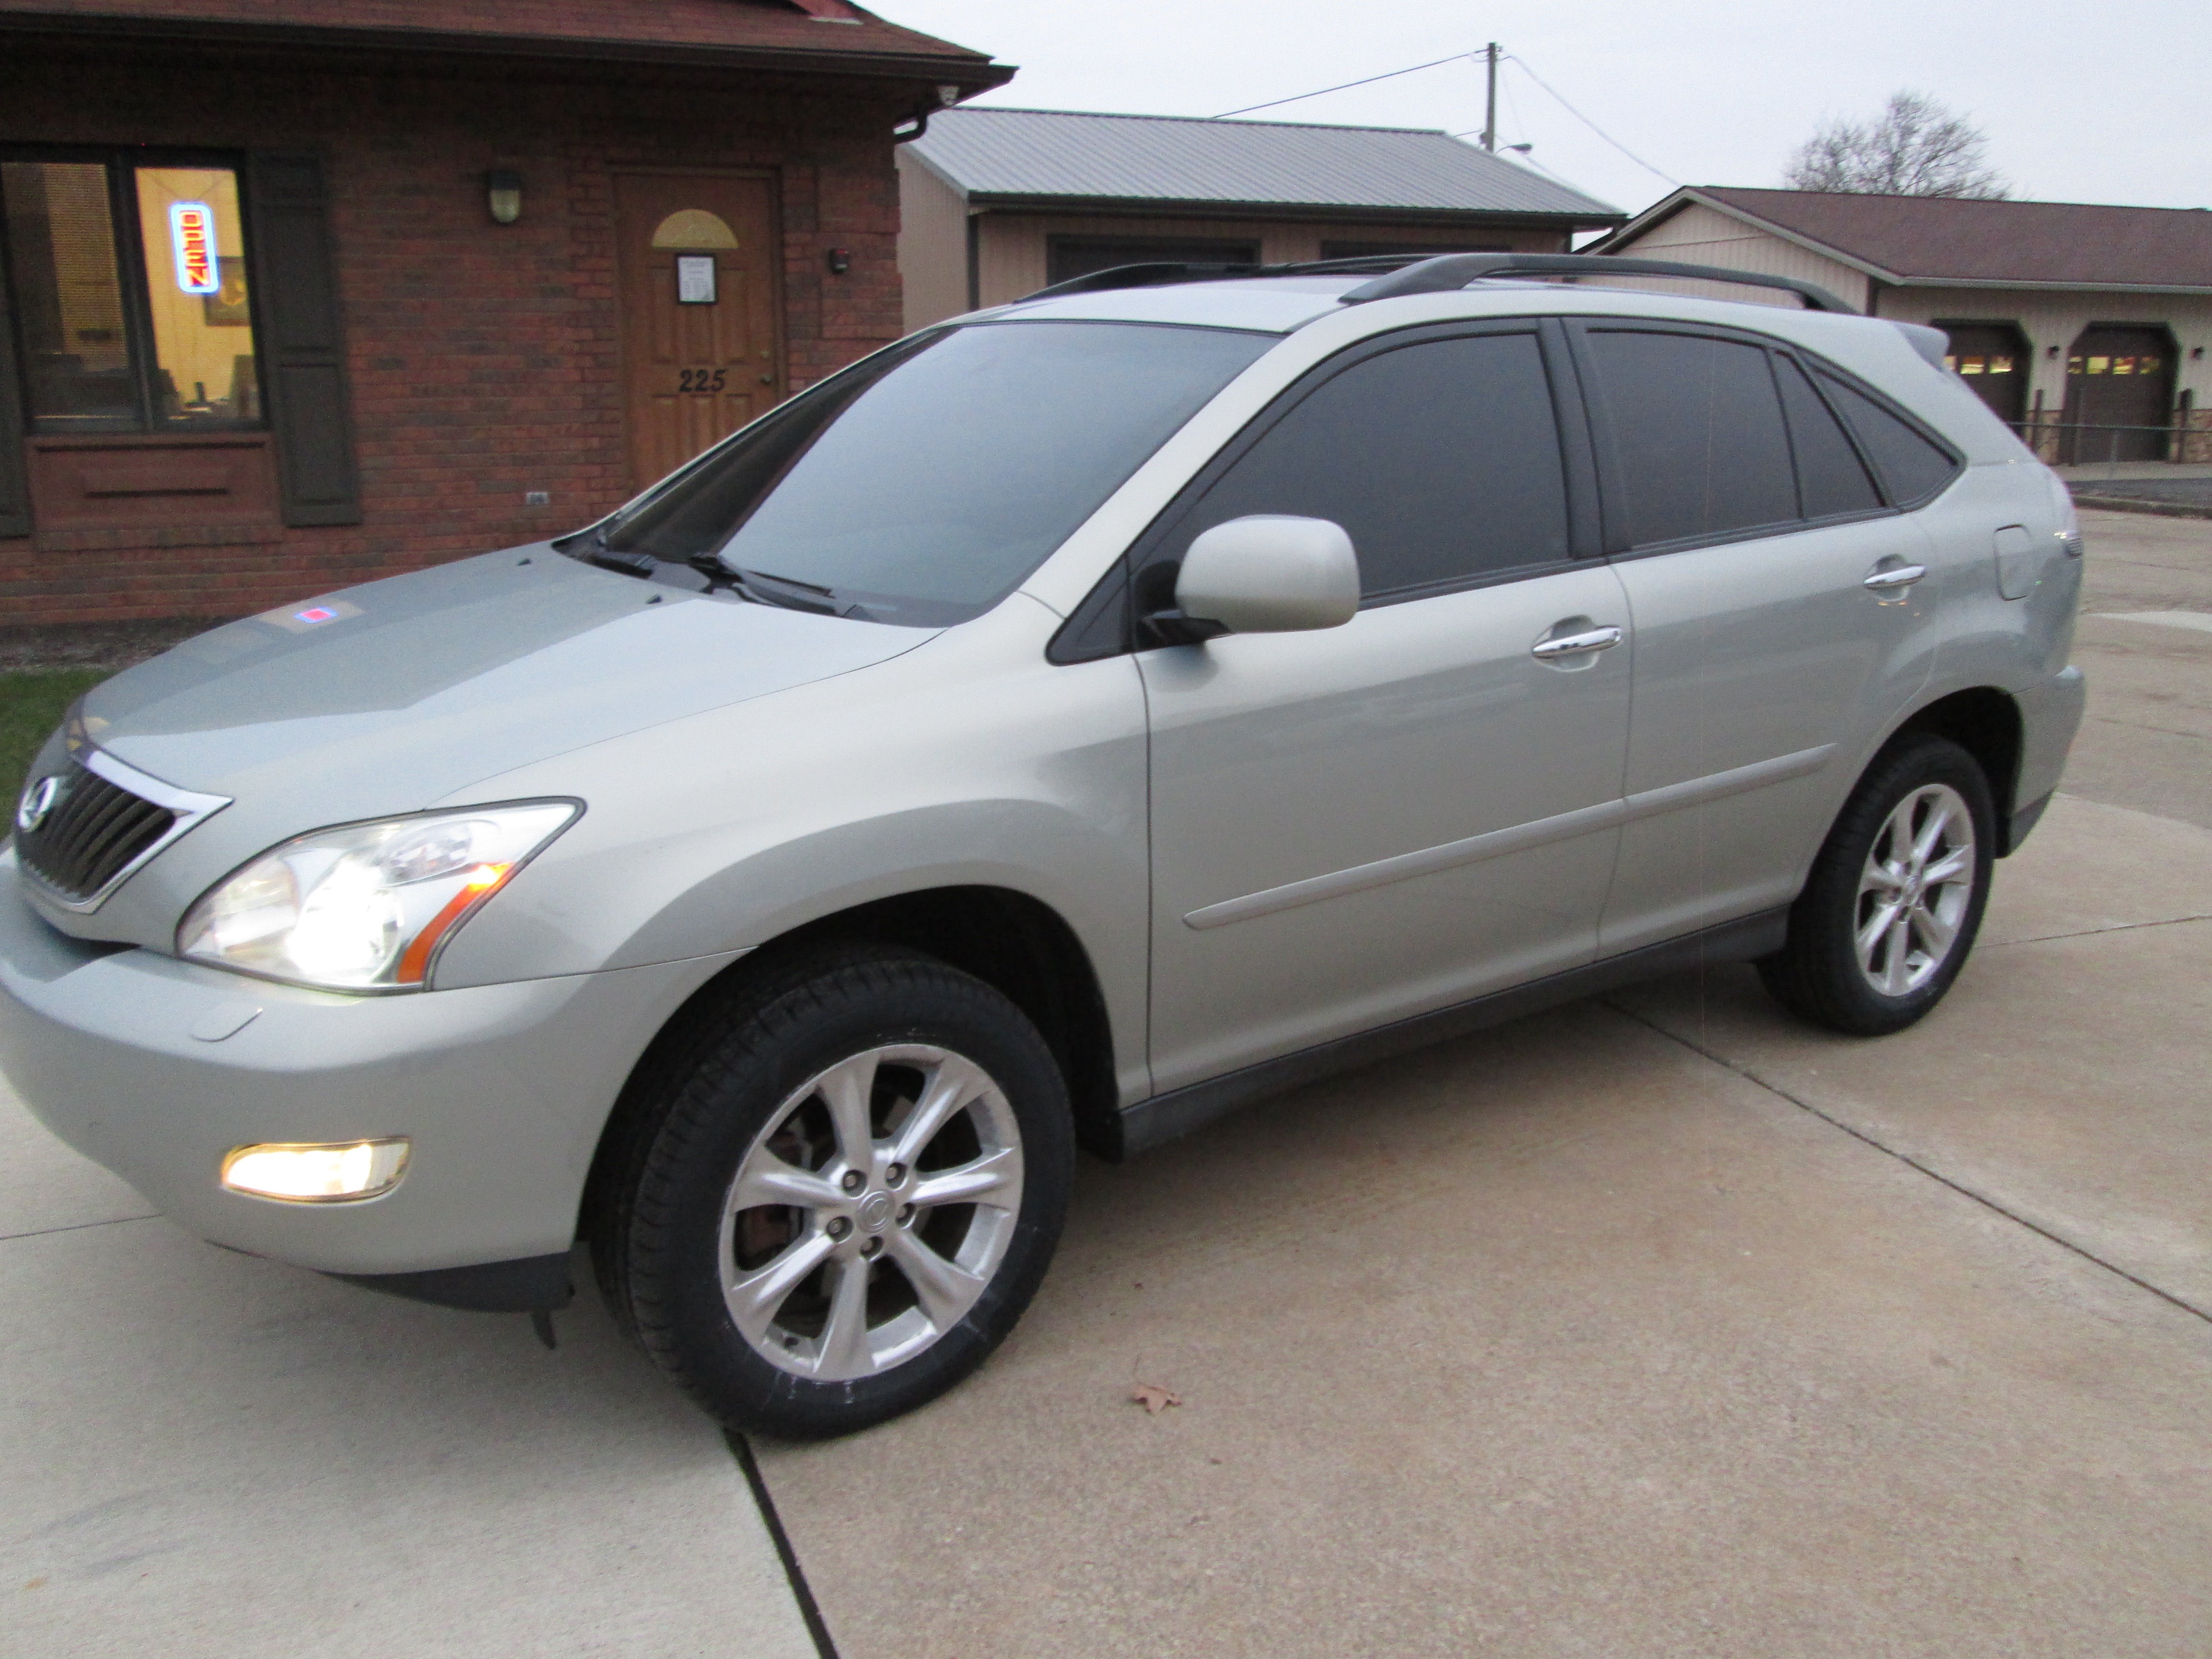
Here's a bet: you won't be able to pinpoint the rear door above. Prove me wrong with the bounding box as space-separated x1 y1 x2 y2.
1575 323 1952 953
1139 323 1633 1093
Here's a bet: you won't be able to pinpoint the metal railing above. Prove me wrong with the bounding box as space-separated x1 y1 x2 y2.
2004 419 2211 469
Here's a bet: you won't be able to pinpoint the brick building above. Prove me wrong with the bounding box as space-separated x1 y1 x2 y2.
0 0 1009 625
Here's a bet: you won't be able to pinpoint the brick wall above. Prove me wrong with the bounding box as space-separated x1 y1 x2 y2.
0 48 910 625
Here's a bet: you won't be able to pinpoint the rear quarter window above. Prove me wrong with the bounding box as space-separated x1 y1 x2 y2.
1775 357 1882 519
1814 371 1962 507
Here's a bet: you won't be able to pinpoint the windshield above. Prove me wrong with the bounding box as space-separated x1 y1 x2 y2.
576 320 1274 626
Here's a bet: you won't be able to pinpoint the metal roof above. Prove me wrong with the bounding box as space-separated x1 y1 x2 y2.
908 106 1621 222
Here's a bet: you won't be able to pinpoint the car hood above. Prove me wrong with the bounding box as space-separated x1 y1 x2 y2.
80 545 935 817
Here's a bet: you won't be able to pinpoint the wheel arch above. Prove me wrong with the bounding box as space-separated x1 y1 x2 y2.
583 884 1122 1250
1888 686 2028 853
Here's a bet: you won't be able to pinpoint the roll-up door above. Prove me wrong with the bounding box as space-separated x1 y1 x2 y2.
1936 322 2028 429
2062 325 2176 464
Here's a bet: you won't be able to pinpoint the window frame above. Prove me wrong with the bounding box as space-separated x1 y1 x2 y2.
1563 316 1963 562
0 143 268 438
1048 316 1603 664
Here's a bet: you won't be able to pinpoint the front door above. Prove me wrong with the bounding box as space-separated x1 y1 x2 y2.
614 172 780 491
1139 325 1632 1094
2061 325 2176 464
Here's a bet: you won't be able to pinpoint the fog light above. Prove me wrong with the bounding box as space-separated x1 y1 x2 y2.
221 1139 410 1203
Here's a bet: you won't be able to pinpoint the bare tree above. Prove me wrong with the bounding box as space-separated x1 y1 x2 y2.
1785 91 2009 198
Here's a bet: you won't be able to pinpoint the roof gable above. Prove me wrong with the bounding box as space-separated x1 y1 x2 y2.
1693 187 2212 289
908 106 1621 222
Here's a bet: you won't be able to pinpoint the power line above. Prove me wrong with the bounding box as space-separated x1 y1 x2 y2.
1208 52 1471 120
1505 54 1680 186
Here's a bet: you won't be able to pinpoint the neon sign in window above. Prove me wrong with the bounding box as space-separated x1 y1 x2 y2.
169 200 220 294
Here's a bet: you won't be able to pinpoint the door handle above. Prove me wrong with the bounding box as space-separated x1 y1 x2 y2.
1530 625 1624 660
1862 564 1928 590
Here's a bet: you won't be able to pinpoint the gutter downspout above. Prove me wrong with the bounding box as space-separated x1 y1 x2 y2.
966 210 981 312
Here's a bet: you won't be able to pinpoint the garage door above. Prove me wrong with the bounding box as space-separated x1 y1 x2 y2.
1936 322 2028 428
2062 325 2176 463
1045 235 1258 286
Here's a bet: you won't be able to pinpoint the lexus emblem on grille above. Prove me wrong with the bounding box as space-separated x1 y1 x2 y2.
16 774 61 834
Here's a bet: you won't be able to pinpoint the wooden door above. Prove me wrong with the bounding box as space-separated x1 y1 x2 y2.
614 172 779 490
2061 325 2175 464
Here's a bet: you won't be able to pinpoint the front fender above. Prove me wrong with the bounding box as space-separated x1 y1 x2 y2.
431 596 1151 1093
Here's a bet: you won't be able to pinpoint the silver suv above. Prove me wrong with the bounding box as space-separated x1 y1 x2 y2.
1 254 2084 1438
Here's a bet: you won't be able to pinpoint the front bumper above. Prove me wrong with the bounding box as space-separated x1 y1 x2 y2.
0 855 739 1276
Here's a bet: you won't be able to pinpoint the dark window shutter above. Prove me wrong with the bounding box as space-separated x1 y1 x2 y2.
0 246 29 538
246 152 361 526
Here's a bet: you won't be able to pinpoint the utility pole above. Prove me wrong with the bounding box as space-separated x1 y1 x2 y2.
1480 41 1499 152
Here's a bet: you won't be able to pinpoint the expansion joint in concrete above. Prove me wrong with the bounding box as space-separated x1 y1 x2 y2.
0 1213 158 1245
1603 1000 2212 1331
728 1431 842 1659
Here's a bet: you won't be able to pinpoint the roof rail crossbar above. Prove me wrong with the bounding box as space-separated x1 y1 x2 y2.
1339 253 1859 313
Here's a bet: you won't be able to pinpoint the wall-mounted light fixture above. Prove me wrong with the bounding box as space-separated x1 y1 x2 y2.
485 170 523 226
826 248 851 275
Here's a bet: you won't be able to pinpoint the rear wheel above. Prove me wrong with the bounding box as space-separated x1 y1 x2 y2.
593 949 1073 1439
1759 734 1994 1035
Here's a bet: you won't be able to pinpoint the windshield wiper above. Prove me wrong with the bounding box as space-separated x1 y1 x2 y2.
695 559 842 616
557 521 655 579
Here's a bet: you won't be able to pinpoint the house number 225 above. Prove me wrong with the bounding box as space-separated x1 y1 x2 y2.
678 368 728 394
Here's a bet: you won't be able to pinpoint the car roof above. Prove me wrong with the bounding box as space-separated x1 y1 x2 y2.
969 263 2010 463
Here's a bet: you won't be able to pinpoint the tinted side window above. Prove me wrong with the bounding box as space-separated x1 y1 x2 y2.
1174 332 1570 596
1815 371 1960 506
1776 357 1881 518
1586 329 1797 547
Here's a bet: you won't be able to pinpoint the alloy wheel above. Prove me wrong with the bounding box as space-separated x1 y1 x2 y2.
717 1043 1024 1381
1853 782 1976 998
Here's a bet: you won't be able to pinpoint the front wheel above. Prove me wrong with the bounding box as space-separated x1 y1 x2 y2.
592 950 1073 1439
1759 733 1995 1036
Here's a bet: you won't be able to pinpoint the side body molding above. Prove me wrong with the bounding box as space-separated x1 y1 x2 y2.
1184 745 1835 931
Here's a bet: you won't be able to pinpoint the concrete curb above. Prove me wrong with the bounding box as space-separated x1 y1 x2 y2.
2072 495 2212 521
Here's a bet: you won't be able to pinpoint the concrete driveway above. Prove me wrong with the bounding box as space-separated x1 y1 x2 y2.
5 508 2209 1656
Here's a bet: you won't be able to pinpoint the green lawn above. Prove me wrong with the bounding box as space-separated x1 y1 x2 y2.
1 669 107 814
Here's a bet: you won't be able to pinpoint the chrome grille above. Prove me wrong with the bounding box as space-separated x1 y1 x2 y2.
15 765 176 902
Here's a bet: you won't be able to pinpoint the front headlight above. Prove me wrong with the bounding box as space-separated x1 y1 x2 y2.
178 801 579 992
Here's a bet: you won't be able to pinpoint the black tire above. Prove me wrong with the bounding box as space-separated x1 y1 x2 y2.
590 946 1073 1440
1758 733 1996 1036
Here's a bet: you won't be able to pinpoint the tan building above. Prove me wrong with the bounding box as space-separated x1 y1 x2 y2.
1592 187 2212 464
896 106 1622 332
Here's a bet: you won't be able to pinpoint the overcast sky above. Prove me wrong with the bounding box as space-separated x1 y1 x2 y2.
869 0 2210 220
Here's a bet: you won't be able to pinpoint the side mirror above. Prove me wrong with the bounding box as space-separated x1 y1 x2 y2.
1174 516 1360 635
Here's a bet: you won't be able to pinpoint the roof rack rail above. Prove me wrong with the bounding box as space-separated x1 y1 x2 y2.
1339 252 1858 313
1014 253 1435 304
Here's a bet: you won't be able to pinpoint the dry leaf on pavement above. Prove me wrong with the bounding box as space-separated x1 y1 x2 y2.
1131 1382 1183 1414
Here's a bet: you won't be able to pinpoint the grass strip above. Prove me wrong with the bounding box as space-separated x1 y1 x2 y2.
1 669 106 811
